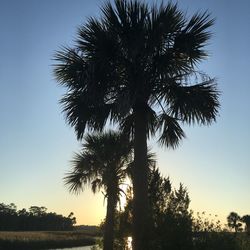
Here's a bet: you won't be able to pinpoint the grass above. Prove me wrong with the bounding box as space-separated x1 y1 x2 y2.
0 230 98 250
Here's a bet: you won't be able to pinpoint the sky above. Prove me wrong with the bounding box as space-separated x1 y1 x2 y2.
0 0 249 225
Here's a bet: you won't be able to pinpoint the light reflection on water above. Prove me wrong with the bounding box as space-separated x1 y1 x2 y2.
50 236 132 250
51 245 94 250
127 236 132 250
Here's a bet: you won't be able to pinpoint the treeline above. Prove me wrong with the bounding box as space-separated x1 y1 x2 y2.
0 203 76 231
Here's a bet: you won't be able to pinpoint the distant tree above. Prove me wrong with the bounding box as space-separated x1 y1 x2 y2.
192 212 241 250
29 206 47 216
0 203 75 231
0 203 17 215
227 212 243 233
192 212 222 233
242 215 250 235
54 1 219 249
64 131 132 250
68 212 77 226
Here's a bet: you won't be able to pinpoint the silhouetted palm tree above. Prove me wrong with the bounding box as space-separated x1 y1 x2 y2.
227 212 243 233
242 215 250 234
64 131 132 250
54 1 219 249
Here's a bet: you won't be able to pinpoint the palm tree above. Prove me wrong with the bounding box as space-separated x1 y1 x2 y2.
64 131 132 250
227 212 243 233
54 1 220 249
241 215 250 234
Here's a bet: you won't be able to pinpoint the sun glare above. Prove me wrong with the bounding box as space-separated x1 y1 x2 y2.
119 179 132 210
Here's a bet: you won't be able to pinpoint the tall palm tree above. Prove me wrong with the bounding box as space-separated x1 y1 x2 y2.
54 1 220 249
64 131 132 250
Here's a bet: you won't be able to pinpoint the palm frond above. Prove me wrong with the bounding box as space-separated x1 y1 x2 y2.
53 46 87 91
120 113 135 139
146 2 185 52
64 171 86 194
127 149 156 178
174 12 215 64
157 113 186 148
60 91 112 139
91 178 103 193
146 150 156 169
77 17 106 58
64 151 101 194
166 78 220 125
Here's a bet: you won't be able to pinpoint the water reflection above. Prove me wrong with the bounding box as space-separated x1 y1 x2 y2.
51 246 94 250
127 236 132 250
50 237 132 250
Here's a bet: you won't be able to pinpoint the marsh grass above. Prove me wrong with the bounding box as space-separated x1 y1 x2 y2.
0 231 97 250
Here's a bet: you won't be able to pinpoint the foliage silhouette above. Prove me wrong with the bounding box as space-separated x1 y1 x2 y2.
192 212 250 250
114 166 193 250
54 0 220 248
242 215 250 235
64 131 132 250
113 175 250 250
0 203 75 231
227 212 243 233
148 167 193 250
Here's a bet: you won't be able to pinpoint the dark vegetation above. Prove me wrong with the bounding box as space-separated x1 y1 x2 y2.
103 167 250 250
0 231 96 250
113 166 193 250
0 203 76 231
75 225 100 236
227 212 250 234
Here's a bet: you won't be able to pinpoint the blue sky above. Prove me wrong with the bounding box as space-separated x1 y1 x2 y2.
0 0 249 225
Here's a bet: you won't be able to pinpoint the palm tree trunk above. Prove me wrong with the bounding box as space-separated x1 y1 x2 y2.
103 194 116 250
132 106 149 250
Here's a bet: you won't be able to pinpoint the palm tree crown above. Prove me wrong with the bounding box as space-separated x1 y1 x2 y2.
54 0 219 146
64 131 132 199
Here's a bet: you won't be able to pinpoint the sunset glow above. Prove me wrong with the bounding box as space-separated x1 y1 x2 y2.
0 0 249 229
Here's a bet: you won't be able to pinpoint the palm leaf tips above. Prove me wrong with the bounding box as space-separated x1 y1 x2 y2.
157 113 186 148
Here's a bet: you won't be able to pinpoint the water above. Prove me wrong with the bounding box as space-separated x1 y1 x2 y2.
51 245 95 250
50 236 132 250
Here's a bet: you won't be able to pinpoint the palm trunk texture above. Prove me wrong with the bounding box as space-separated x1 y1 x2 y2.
132 107 150 250
103 194 116 250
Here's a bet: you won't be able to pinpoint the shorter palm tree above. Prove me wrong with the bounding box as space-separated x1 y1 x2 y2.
64 131 132 250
